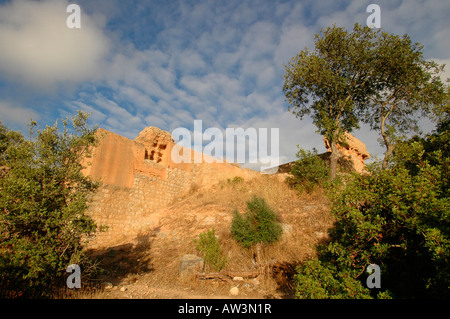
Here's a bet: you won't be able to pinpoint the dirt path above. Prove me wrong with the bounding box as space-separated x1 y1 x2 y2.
84 272 275 299
99 285 235 299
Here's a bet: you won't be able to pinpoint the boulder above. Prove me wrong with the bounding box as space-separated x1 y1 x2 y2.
323 132 370 173
280 223 293 238
229 286 239 296
178 254 204 277
103 281 114 289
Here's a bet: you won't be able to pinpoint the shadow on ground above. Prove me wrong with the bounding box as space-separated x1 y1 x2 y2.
87 227 160 286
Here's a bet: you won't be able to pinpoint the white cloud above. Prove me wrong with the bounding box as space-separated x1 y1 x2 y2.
0 100 40 127
274 23 314 68
76 94 145 139
240 21 279 59
144 114 168 130
68 100 107 125
0 0 109 90
179 75 214 99
27 0 446 164
176 50 208 74
432 58 450 83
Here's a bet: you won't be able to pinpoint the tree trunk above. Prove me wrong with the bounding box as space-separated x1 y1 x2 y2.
382 143 395 170
379 101 399 170
254 242 262 264
330 139 339 180
380 114 394 170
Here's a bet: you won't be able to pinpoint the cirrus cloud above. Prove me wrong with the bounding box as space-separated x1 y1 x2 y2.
0 0 448 170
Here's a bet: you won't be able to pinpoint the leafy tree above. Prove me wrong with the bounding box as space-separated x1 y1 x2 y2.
294 119 450 299
0 111 100 298
284 23 447 175
359 32 447 169
283 24 379 179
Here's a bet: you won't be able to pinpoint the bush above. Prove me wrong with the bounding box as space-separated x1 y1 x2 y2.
227 176 244 184
0 112 100 298
194 228 227 272
286 147 329 193
294 259 375 299
294 122 450 299
230 196 282 248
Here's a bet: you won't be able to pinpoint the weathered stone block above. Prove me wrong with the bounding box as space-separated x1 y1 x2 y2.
178 254 204 277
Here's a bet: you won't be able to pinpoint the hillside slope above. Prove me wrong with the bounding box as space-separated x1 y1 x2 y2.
84 174 333 299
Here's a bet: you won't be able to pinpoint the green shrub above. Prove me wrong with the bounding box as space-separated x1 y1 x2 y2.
227 176 244 184
230 196 282 248
294 122 450 299
294 259 376 299
0 112 100 298
194 228 227 272
286 147 329 193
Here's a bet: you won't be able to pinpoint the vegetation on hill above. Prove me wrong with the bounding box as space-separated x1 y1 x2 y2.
293 104 449 299
231 196 283 249
195 228 227 272
284 23 448 299
286 147 330 194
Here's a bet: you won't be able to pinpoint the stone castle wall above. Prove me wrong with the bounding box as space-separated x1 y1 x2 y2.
84 127 257 248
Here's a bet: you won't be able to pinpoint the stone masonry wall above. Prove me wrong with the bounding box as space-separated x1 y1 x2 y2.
85 127 257 249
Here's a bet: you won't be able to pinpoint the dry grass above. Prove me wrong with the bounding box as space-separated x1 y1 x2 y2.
83 174 334 299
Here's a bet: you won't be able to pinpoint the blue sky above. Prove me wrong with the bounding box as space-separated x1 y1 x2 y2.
0 0 449 170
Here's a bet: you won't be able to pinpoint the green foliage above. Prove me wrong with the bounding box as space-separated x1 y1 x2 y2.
283 23 380 178
227 176 244 184
283 24 377 137
194 228 227 272
286 147 329 193
294 122 450 299
294 259 376 299
283 23 446 174
285 22 448 299
0 111 100 298
359 32 446 169
230 196 282 248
